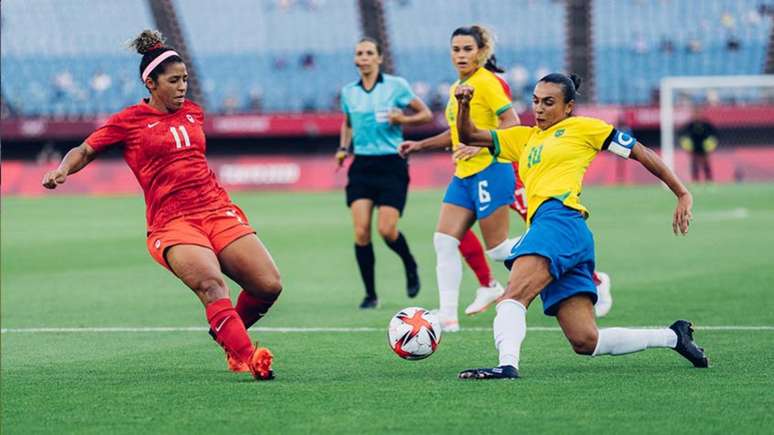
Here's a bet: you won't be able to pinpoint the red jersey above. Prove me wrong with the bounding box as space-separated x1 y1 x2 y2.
494 74 513 100
86 100 232 231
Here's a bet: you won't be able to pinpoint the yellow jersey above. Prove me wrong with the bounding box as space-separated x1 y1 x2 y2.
446 67 513 178
491 116 617 225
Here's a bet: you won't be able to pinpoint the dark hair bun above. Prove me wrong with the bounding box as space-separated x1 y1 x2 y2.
568 73 583 91
129 30 166 55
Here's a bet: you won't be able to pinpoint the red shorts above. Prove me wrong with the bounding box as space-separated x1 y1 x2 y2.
146 205 256 271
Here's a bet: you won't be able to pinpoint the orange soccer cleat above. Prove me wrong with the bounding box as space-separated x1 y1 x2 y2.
249 344 274 381
226 351 250 373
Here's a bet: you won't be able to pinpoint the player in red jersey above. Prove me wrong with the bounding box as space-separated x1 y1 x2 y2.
41 30 278 380
457 74 613 317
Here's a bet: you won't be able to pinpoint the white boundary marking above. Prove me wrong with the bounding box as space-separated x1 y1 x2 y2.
1 325 773 334
695 208 750 221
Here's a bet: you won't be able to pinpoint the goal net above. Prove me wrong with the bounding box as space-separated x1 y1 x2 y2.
659 75 774 183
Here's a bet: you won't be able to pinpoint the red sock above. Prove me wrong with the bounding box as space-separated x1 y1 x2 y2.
592 271 601 286
206 298 254 362
459 230 493 287
235 290 278 329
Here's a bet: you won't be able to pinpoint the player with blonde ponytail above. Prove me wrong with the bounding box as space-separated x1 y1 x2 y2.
399 25 520 331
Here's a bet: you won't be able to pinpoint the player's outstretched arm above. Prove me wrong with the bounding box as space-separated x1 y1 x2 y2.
630 142 693 236
455 85 493 148
42 142 97 189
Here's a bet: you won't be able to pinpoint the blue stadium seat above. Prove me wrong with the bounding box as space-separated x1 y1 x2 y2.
0 0 155 117
175 0 359 113
2 0 770 116
383 0 566 108
593 0 771 105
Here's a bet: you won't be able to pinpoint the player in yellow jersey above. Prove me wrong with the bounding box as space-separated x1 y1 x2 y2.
399 26 520 332
452 73 708 379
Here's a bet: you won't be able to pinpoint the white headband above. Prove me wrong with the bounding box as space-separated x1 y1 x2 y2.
141 50 180 82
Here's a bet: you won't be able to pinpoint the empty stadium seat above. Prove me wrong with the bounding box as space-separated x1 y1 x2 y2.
174 0 359 113
2 0 770 116
383 0 566 107
0 0 155 117
593 0 771 105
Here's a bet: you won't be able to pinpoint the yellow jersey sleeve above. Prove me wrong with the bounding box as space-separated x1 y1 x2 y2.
576 117 615 151
477 75 513 117
491 126 533 163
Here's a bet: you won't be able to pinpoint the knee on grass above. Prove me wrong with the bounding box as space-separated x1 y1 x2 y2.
566 329 599 355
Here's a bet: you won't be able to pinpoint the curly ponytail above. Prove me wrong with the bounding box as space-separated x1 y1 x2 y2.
129 29 166 54
451 25 504 73
128 29 183 85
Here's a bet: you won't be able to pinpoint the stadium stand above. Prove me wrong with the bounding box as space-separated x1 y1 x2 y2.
593 0 772 105
383 0 565 110
174 0 359 113
1 0 771 116
0 0 155 117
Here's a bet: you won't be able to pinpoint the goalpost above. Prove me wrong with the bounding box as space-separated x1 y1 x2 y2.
659 75 774 172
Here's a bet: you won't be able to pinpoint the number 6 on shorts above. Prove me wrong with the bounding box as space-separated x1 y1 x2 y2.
478 180 491 204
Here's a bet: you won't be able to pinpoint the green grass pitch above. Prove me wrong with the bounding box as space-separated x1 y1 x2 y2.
2 184 773 434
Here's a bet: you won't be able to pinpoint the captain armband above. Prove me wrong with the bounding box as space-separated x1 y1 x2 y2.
605 129 636 159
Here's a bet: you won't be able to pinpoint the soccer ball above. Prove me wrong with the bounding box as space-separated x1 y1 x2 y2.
388 307 442 360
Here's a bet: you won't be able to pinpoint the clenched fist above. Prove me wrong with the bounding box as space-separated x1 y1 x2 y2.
42 168 68 189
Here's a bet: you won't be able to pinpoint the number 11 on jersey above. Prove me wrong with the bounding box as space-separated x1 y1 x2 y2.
170 126 191 149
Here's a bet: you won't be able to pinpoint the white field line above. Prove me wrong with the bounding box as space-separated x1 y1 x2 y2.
695 208 750 221
1 325 773 334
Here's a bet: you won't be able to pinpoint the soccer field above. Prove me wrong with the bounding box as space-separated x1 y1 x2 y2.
2 184 773 434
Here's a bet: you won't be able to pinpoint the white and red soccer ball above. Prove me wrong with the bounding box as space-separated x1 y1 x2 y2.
388 307 442 360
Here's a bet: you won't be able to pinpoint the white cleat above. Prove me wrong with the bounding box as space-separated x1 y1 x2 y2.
594 272 613 318
464 281 505 316
431 309 460 332
440 318 460 332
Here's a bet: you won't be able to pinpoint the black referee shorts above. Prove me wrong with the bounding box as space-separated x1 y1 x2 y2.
346 154 410 215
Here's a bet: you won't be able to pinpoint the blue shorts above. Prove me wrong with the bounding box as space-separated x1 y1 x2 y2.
505 199 597 316
442 162 515 219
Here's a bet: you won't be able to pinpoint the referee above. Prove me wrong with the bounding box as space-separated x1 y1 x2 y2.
337 37 433 309
679 106 718 183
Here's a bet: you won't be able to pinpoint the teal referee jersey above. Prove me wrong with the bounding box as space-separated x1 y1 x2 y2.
341 73 416 156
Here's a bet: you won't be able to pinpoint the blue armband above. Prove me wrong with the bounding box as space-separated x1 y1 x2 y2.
607 129 636 158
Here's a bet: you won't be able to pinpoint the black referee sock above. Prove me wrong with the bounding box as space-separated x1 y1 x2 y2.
355 243 376 299
385 232 417 270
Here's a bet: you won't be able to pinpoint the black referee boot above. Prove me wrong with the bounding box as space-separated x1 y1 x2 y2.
359 296 379 309
406 264 420 298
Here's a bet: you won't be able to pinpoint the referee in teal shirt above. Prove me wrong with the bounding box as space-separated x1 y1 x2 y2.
337 37 433 309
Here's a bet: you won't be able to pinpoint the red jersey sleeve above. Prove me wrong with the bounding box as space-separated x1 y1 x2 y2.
495 74 513 100
85 112 129 152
